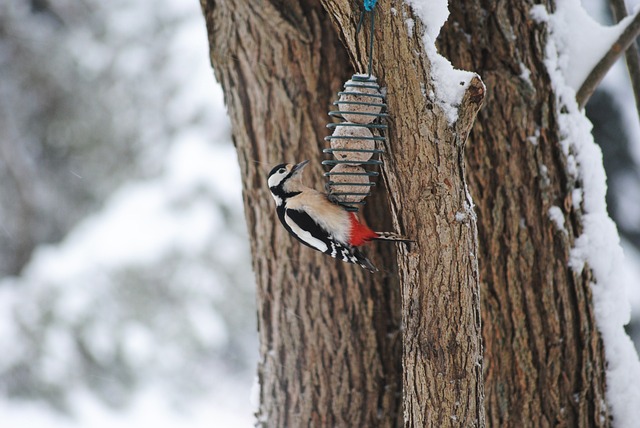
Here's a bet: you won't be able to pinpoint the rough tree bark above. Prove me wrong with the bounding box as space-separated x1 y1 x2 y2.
201 0 612 427
200 1 403 426
320 1 486 426
439 1 610 426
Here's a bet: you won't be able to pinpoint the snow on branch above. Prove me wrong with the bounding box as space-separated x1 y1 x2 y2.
577 9 640 108
531 0 640 108
405 0 481 124
609 0 640 122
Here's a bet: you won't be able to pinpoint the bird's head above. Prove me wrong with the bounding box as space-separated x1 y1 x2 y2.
267 160 309 204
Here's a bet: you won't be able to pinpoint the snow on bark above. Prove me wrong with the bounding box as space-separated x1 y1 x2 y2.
533 2 640 426
404 0 475 124
548 206 568 235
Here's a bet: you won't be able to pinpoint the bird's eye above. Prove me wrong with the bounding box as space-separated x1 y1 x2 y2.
278 168 286 174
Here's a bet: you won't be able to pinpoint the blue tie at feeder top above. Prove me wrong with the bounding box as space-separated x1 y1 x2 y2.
364 0 378 11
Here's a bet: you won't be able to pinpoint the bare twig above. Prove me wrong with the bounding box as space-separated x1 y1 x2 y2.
609 0 640 121
576 10 640 108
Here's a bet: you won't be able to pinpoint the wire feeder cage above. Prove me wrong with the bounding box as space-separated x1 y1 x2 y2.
323 73 388 212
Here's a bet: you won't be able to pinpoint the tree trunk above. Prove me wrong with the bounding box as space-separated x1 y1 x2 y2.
201 0 610 427
319 1 486 426
439 1 609 426
200 1 403 426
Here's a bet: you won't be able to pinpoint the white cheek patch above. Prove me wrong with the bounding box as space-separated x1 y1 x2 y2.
268 173 283 188
284 214 328 253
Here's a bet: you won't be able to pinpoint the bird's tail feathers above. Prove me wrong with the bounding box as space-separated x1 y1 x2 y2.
353 248 378 273
373 232 414 243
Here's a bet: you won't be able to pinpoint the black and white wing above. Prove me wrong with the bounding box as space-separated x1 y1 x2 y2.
280 207 377 272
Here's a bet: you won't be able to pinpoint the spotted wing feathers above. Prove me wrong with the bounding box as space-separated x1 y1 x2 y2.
327 241 378 273
284 208 377 272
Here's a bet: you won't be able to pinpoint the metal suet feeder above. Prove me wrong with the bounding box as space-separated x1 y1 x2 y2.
323 0 387 212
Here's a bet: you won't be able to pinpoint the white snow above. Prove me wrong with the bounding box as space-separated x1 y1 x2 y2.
25 138 235 279
535 2 640 426
548 206 567 234
589 18 640 219
527 127 541 146
0 0 257 426
455 200 474 223
0 132 253 425
455 211 467 222
405 18 415 37
404 0 449 41
519 62 533 88
530 1 636 92
587 0 640 349
572 188 583 211
404 0 476 124
250 375 261 411
0 386 254 428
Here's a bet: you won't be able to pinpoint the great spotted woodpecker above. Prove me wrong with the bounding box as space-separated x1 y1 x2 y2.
267 160 411 272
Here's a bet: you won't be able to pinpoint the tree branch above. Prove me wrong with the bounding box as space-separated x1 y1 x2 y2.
609 0 640 122
576 10 640 108
455 76 486 146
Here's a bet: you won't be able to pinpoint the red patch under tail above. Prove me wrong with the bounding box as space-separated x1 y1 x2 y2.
348 213 379 247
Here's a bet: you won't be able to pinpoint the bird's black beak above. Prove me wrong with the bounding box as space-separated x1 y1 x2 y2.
291 160 309 175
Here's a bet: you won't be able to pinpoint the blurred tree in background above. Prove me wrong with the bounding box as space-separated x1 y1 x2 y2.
1 1 142 275
0 0 256 423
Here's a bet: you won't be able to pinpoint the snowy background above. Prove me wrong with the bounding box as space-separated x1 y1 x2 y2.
0 0 638 427
1 0 255 426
